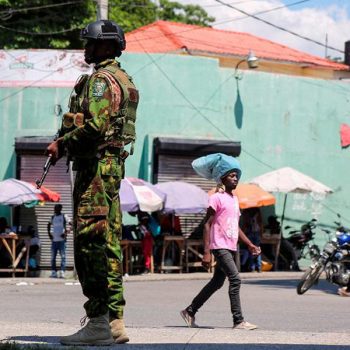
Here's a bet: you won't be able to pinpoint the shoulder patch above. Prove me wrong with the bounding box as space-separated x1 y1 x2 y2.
128 88 139 103
92 80 107 97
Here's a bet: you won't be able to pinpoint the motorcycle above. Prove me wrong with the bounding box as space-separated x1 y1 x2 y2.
279 219 320 271
297 214 350 295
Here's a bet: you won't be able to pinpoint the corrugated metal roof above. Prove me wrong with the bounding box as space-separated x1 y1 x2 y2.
126 20 348 71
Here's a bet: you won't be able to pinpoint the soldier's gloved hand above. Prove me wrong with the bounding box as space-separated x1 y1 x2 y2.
46 137 64 165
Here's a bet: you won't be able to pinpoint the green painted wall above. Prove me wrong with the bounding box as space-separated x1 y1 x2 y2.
1 52 350 248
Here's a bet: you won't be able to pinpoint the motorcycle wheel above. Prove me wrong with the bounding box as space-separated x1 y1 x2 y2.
296 263 324 295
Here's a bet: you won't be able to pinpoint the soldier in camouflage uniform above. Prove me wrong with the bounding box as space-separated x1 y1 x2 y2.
46 20 138 346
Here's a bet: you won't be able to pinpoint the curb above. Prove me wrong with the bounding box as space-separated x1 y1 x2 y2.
0 271 305 285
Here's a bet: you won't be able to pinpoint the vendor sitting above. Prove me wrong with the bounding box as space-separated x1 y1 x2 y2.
0 217 10 234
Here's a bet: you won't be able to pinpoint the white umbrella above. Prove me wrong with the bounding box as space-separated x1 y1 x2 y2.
249 167 332 224
120 177 166 212
250 167 332 194
0 178 41 205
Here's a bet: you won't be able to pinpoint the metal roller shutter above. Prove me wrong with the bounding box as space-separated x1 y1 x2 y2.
153 137 241 236
156 154 215 236
18 155 74 271
157 154 216 191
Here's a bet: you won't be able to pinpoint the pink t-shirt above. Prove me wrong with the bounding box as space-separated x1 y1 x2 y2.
208 192 240 251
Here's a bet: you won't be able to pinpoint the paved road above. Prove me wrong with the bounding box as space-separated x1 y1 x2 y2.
0 272 349 349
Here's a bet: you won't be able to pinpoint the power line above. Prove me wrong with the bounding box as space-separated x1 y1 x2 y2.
137 51 349 221
127 0 314 43
126 0 344 58
0 1 84 16
0 50 88 75
107 0 257 10
126 3 348 93
213 0 311 26
112 0 258 8
1 49 347 221
130 36 350 222
0 62 74 104
202 0 261 7
175 36 329 66
0 23 79 36
134 35 274 170
131 31 345 74
0 1 84 34
214 0 344 54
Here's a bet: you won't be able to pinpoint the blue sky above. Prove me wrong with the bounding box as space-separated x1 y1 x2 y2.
283 0 350 13
179 0 350 59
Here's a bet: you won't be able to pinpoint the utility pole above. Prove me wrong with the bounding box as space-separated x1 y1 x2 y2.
325 33 328 59
154 0 160 20
96 0 108 20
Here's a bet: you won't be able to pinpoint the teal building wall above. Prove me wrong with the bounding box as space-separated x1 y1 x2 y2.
1 52 350 248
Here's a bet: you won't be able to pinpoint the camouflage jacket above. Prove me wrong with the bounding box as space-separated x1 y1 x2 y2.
62 59 136 161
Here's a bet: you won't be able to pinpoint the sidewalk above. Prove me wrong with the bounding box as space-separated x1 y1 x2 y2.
0 270 305 285
2 326 349 350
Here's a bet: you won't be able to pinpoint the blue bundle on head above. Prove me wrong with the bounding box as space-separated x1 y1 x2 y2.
191 153 242 184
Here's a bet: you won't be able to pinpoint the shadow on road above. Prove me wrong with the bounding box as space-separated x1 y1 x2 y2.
4 337 350 350
167 325 215 329
243 278 339 295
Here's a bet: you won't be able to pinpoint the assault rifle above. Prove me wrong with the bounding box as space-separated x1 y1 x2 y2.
35 130 61 189
36 155 53 189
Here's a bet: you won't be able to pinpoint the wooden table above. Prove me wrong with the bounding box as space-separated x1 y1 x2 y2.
184 239 203 273
260 232 281 271
0 234 30 277
121 240 154 275
159 236 185 273
184 239 215 273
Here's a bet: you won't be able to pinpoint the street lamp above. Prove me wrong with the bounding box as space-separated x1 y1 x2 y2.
234 51 259 79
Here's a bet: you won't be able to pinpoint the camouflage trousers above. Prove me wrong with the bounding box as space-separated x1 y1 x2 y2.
73 156 125 320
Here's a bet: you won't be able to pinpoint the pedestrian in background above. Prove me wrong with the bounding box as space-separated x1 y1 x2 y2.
137 212 154 275
242 208 263 273
47 204 70 278
181 153 260 330
0 216 10 234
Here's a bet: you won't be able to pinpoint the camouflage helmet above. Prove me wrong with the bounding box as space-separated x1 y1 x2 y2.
80 20 126 51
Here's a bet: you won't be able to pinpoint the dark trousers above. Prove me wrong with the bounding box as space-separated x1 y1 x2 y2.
188 249 244 325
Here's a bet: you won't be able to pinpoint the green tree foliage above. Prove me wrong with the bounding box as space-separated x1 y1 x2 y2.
109 0 158 33
0 0 95 49
0 0 215 49
157 0 215 27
